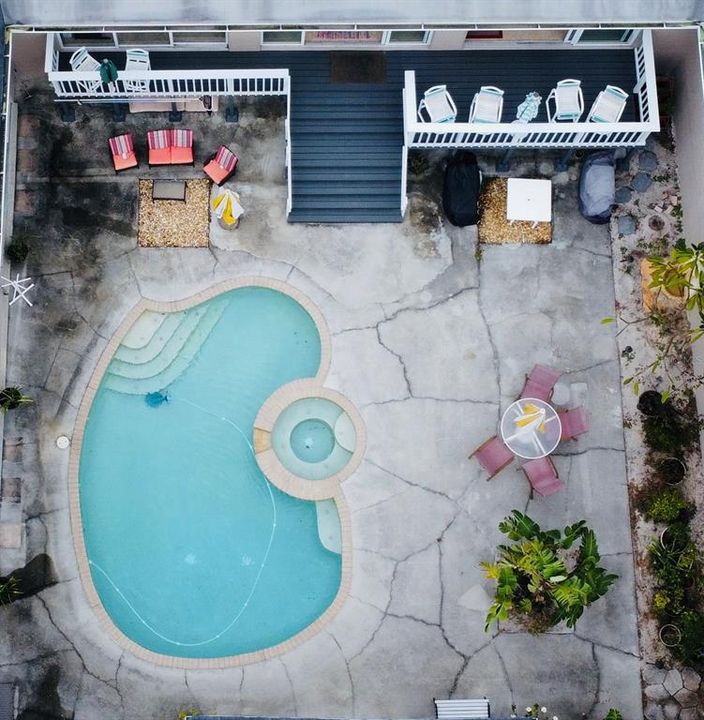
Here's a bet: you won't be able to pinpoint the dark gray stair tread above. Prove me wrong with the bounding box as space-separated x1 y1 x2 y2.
289 210 403 223
292 181 401 195
292 155 400 166
293 168 400 180
292 196 398 209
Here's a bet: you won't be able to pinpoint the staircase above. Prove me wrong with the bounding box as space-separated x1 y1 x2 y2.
288 85 404 223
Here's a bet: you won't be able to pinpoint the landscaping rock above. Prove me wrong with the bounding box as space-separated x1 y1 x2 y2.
615 187 632 204
643 664 669 685
678 708 700 720
618 215 637 236
616 157 631 174
632 172 653 192
639 150 659 172
663 700 681 720
673 687 699 708
681 667 701 692
664 668 684 695
645 683 672 701
645 701 666 720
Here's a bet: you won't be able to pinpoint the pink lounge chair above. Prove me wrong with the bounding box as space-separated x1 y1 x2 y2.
558 406 589 441
470 435 514 480
204 145 238 185
520 456 565 497
108 133 138 173
520 364 562 402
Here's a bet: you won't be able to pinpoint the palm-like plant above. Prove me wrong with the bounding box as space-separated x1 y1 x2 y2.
482 510 617 631
0 386 32 413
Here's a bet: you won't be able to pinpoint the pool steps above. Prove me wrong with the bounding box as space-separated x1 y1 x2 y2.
104 300 227 394
119 310 170 350
114 311 186 364
315 499 342 554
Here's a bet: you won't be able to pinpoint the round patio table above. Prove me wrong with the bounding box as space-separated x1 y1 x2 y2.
500 397 562 459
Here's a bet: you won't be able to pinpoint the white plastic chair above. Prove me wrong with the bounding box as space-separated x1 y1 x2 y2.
69 47 101 93
417 85 457 123
468 86 504 123
588 85 629 123
124 48 151 93
546 79 584 122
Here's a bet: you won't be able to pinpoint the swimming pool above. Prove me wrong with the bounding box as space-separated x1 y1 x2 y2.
76 283 349 662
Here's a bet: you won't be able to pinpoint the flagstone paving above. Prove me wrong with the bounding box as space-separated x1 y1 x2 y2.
0 98 641 719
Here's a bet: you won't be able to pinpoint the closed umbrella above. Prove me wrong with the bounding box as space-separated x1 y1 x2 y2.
212 188 244 230
99 58 119 89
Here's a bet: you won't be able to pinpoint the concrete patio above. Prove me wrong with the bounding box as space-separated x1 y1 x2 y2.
0 93 641 719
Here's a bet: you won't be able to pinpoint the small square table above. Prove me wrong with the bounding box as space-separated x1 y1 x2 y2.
506 178 552 228
152 179 187 202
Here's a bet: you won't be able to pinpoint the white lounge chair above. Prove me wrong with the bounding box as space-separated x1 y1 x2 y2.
469 86 504 123
588 85 629 123
546 79 584 122
417 85 458 123
69 47 101 93
434 698 491 720
124 48 151 93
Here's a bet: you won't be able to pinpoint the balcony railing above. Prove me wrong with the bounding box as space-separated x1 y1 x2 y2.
403 30 659 152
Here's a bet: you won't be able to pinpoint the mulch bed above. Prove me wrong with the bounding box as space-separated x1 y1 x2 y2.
478 177 552 245
138 178 210 247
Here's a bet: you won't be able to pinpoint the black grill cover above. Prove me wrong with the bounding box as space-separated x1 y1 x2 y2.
443 151 481 227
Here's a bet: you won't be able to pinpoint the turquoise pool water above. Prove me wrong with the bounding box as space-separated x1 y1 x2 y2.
79 287 342 659
290 419 335 463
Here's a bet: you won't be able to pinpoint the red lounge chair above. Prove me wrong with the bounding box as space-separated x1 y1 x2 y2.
204 145 238 185
170 128 194 165
470 435 514 480
520 364 562 402
108 133 138 173
147 129 171 166
520 456 565 497
558 406 589 441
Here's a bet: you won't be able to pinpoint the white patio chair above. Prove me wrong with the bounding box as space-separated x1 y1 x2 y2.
123 48 151 93
417 85 458 123
545 79 584 122
468 86 504 123
587 85 629 123
69 47 101 93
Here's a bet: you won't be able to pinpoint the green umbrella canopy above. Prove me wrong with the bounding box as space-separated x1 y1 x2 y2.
99 59 118 84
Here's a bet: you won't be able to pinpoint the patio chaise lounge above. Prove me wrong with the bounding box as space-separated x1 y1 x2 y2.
546 79 584 122
434 698 491 719
203 145 239 185
69 47 101 93
587 85 629 123
417 85 458 123
147 129 194 166
468 86 504 123
520 456 565 497
519 364 562 402
123 48 151 93
108 133 138 173
469 435 514 480
558 406 589 440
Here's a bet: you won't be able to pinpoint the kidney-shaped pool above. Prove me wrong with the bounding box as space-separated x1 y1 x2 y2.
77 284 346 661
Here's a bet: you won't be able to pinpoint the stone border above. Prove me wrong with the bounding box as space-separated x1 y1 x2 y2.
68 277 356 669
253 379 367 501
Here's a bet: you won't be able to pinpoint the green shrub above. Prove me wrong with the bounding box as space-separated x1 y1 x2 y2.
603 710 623 720
642 402 700 455
4 234 30 264
672 610 704 664
654 590 671 614
645 487 691 523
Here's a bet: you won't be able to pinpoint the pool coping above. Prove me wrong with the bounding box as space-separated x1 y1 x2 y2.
68 276 358 669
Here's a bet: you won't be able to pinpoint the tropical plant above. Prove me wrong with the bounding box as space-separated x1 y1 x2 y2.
673 609 704 664
603 710 623 720
644 487 692 523
0 576 21 605
0 387 32 413
481 511 617 631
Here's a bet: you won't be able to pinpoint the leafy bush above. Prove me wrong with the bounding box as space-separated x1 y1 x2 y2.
642 403 700 455
0 387 32 413
603 711 623 720
482 510 617 631
645 487 692 523
673 610 704 664
5 236 29 264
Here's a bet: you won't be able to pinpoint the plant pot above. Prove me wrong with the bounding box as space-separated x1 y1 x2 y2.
638 390 664 417
659 623 682 647
658 457 687 486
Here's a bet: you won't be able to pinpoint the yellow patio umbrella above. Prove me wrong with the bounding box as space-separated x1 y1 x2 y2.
212 188 244 229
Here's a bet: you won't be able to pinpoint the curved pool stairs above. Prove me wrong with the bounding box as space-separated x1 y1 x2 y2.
103 299 228 395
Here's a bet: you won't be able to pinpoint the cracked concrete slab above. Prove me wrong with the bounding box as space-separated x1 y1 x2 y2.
1 92 641 719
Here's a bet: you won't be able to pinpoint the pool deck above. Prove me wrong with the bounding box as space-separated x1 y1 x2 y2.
0 88 641 719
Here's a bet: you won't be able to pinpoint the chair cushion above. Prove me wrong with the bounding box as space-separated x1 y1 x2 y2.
148 147 172 165
113 151 138 171
204 159 231 185
170 146 194 165
108 134 134 158
171 128 193 148
215 146 238 172
147 129 170 150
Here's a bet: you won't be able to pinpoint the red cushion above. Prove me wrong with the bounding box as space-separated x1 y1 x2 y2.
170 146 193 165
203 159 231 185
147 129 170 150
149 147 171 165
113 151 138 171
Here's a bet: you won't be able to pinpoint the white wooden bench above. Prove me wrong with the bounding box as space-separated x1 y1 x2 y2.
434 698 491 719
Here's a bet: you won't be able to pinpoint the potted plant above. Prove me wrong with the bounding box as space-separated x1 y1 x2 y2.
656 456 686 485
0 387 32 413
659 623 682 647
637 389 664 416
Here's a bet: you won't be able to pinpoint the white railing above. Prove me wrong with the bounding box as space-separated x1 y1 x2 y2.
285 76 293 216
403 30 659 151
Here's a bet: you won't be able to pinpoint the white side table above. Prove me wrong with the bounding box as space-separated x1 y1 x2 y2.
506 178 552 228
